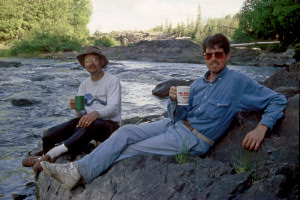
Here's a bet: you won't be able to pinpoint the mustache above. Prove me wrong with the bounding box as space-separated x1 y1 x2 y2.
210 61 219 65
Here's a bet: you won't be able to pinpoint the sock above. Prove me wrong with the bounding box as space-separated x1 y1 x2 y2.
47 144 68 159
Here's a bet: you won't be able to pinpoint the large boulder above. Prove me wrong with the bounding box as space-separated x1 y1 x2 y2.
152 78 193 97
263 62 299 90
207 94 299 165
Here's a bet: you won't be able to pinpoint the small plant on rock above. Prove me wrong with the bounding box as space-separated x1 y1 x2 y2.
231 148 262 174
175 136 191 164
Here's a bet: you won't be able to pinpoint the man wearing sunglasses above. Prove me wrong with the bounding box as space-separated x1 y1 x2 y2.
40 34 287 191
22 46 121 172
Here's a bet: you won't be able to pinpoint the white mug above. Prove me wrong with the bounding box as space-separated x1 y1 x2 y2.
176 86 190 105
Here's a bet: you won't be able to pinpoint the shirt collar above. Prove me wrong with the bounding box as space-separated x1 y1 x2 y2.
203 66 228 82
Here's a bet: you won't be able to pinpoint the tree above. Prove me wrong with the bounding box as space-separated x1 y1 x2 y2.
233 0 300 45
0 0 92 41
271 0 300 45
0 0 24 40
148 2 239 43
194 3 204 43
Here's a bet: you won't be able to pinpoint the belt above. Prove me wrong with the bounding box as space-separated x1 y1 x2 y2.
183 120 214 146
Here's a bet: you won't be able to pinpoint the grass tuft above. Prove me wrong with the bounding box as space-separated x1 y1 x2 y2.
175 136 191 164
231 148 262 174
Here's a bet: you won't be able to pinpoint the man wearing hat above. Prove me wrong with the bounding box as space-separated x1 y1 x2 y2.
22 46 122 171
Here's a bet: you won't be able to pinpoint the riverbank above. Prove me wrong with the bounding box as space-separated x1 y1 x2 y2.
2 35 298 67
41 38 298 67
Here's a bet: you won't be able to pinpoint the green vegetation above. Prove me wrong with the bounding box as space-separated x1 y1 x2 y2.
0 0 92 41
0 0 92 55
174 137 191 164
10 26 83 56
0 49 11 57
149 3 239 43
231 148 262 174
94 36 121 47
149 0 299 51
1 0 299 56
233 0 300 49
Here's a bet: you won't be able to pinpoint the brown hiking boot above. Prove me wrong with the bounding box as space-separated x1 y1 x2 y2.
22 156 41 167
33 154 51 172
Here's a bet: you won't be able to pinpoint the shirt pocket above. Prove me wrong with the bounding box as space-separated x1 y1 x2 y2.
205 99 231 120
192 98 202 107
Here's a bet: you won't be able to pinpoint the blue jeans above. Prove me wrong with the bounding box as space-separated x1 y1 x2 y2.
77 118 210 183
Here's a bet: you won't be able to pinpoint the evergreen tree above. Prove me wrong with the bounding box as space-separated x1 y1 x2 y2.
147 2 239 43
194 3 204 42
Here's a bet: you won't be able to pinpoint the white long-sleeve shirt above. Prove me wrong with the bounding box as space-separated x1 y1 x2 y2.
74 72 122 125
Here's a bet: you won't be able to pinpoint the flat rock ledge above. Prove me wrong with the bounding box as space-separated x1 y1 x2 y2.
33 62 299 200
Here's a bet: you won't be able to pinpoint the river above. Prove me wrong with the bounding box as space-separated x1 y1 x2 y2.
0 58 279 199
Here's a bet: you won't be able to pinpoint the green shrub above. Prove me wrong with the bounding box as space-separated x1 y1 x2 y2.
294 43 300 51
0 49 11 57
10 27 83 56
95 36 121 47
267 43 288 53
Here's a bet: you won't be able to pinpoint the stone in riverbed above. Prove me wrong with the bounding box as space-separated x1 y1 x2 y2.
11 99 38 106
0 61 21 67
152 78 193 97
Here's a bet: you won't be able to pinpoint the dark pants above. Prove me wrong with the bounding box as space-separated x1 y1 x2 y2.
42 118 119 155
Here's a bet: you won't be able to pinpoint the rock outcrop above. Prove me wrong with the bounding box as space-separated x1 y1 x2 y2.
42 32 298 67
100 38 203 64
33 62 299 199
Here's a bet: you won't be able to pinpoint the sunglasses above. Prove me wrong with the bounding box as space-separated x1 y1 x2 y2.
203 52 225 60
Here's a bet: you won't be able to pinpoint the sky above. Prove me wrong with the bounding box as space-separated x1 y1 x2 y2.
87 0 245 34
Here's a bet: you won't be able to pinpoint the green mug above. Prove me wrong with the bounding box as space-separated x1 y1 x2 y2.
75 96 85 110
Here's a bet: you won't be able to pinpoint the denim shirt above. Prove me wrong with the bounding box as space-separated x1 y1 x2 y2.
167 67 287 141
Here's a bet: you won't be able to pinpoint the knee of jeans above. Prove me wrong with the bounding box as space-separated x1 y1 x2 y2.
120 124 137 133
111 124 135 140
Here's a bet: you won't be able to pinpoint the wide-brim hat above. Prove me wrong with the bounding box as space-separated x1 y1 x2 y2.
77 46 109 68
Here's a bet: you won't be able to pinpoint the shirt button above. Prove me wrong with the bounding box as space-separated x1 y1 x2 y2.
210 84 212 86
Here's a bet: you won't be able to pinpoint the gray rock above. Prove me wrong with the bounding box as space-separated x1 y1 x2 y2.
207 94 299 166
263 62 299 90
11 99 38 107
30 75 56 81
274 87 299 99
152 78 193 97
0 60 21 67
